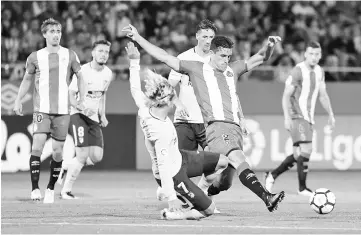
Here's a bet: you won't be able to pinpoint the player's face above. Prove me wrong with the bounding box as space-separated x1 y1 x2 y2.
304 47 322 66
211 47 232 71
196 29 215 53
43 25 62 46
92 44 110 65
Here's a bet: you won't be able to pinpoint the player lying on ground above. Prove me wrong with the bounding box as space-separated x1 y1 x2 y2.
126 42 228 220
265 41 335 197
57 40 113 199
122 24 285 212
13 18 86 203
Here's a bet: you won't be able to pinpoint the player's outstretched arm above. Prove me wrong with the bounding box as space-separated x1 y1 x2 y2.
122 24 181 72
318 79 335 129
13 72 34 116
126 42 147 109
245 36 282 71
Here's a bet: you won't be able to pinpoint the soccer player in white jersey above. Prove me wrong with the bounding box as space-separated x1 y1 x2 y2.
168 19 216 152
58 40 113 199
265 41 336 197
126 42 228 220
13 18 86 203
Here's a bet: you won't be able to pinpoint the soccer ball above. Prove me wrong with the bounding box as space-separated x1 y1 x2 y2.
309 188 336 214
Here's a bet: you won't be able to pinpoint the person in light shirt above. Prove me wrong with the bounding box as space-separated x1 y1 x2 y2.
126 42 228 220
58 40 113 199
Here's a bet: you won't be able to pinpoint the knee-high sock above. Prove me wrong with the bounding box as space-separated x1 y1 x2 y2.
271 154 296 179
62 157 84 193
297 155 310 191
30 155 41 190
47 160 63 190
238 162 268 202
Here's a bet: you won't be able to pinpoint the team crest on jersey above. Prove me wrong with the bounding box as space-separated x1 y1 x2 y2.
160 149 168 156
222 134 230 145
226 71 234 77
298 123 305 133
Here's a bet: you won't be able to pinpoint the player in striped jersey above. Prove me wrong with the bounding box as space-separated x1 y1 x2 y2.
13 18 86 203
58 40 113 199
123 24 285 212
126 42 228 220
265 41 335 197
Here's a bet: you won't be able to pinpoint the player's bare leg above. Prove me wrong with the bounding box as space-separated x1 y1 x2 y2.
265 146 298 192
44 139 64 204
297 143 313 197
30 133 47 201
61 146 103 199
208 150 285 212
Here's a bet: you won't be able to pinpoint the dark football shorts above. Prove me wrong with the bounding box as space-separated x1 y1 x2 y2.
290 118 313 146
32 112 70 141
156 150 220 212
174 123 207 151
206 121 243 156
68 113 103 148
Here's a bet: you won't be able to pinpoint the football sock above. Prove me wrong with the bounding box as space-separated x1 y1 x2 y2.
47 160 63 190
30 155 41 191
62 157 84 193
271 154 296 179
238 164 268 202
297 155 310 191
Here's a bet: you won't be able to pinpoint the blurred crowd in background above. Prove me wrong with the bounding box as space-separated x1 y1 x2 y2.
2 1 361 82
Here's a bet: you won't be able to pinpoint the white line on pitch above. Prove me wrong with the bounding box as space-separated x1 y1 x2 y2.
2 222 361 231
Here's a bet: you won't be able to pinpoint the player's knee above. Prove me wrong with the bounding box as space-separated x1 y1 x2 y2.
89 147 103 164
75 147 89 165
299 143 313 156
52 139 65 161
227 150 246 169
216 154 228 171
31 134 47 155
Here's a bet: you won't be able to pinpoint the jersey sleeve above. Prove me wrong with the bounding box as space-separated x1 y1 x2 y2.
104 69 113 91
154 135 177 201
25 52 36 74
70 50 81 73
285 66 302 86
230 60 248 79
179 60 202 75
129 59 147 109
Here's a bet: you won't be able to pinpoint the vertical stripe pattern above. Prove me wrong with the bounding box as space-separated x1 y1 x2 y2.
37 49 50 113
32 47 73 114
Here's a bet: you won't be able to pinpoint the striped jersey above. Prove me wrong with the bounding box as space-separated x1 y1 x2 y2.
286 61 325 124
179 60 247 125
69 63 113 122
25 46 81 114
129 59 181 202
168 48 210 123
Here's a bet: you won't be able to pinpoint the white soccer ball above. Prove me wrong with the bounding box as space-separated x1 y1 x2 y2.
309 188 336 214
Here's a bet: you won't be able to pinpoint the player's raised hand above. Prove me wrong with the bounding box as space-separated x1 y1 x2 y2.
122 24 139 41
268 36 282 47
13 99 23 116
100 115 109 127
125 42 140 60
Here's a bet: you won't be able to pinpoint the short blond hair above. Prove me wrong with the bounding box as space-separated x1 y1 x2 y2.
143 69 175 108
41 18 62 34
